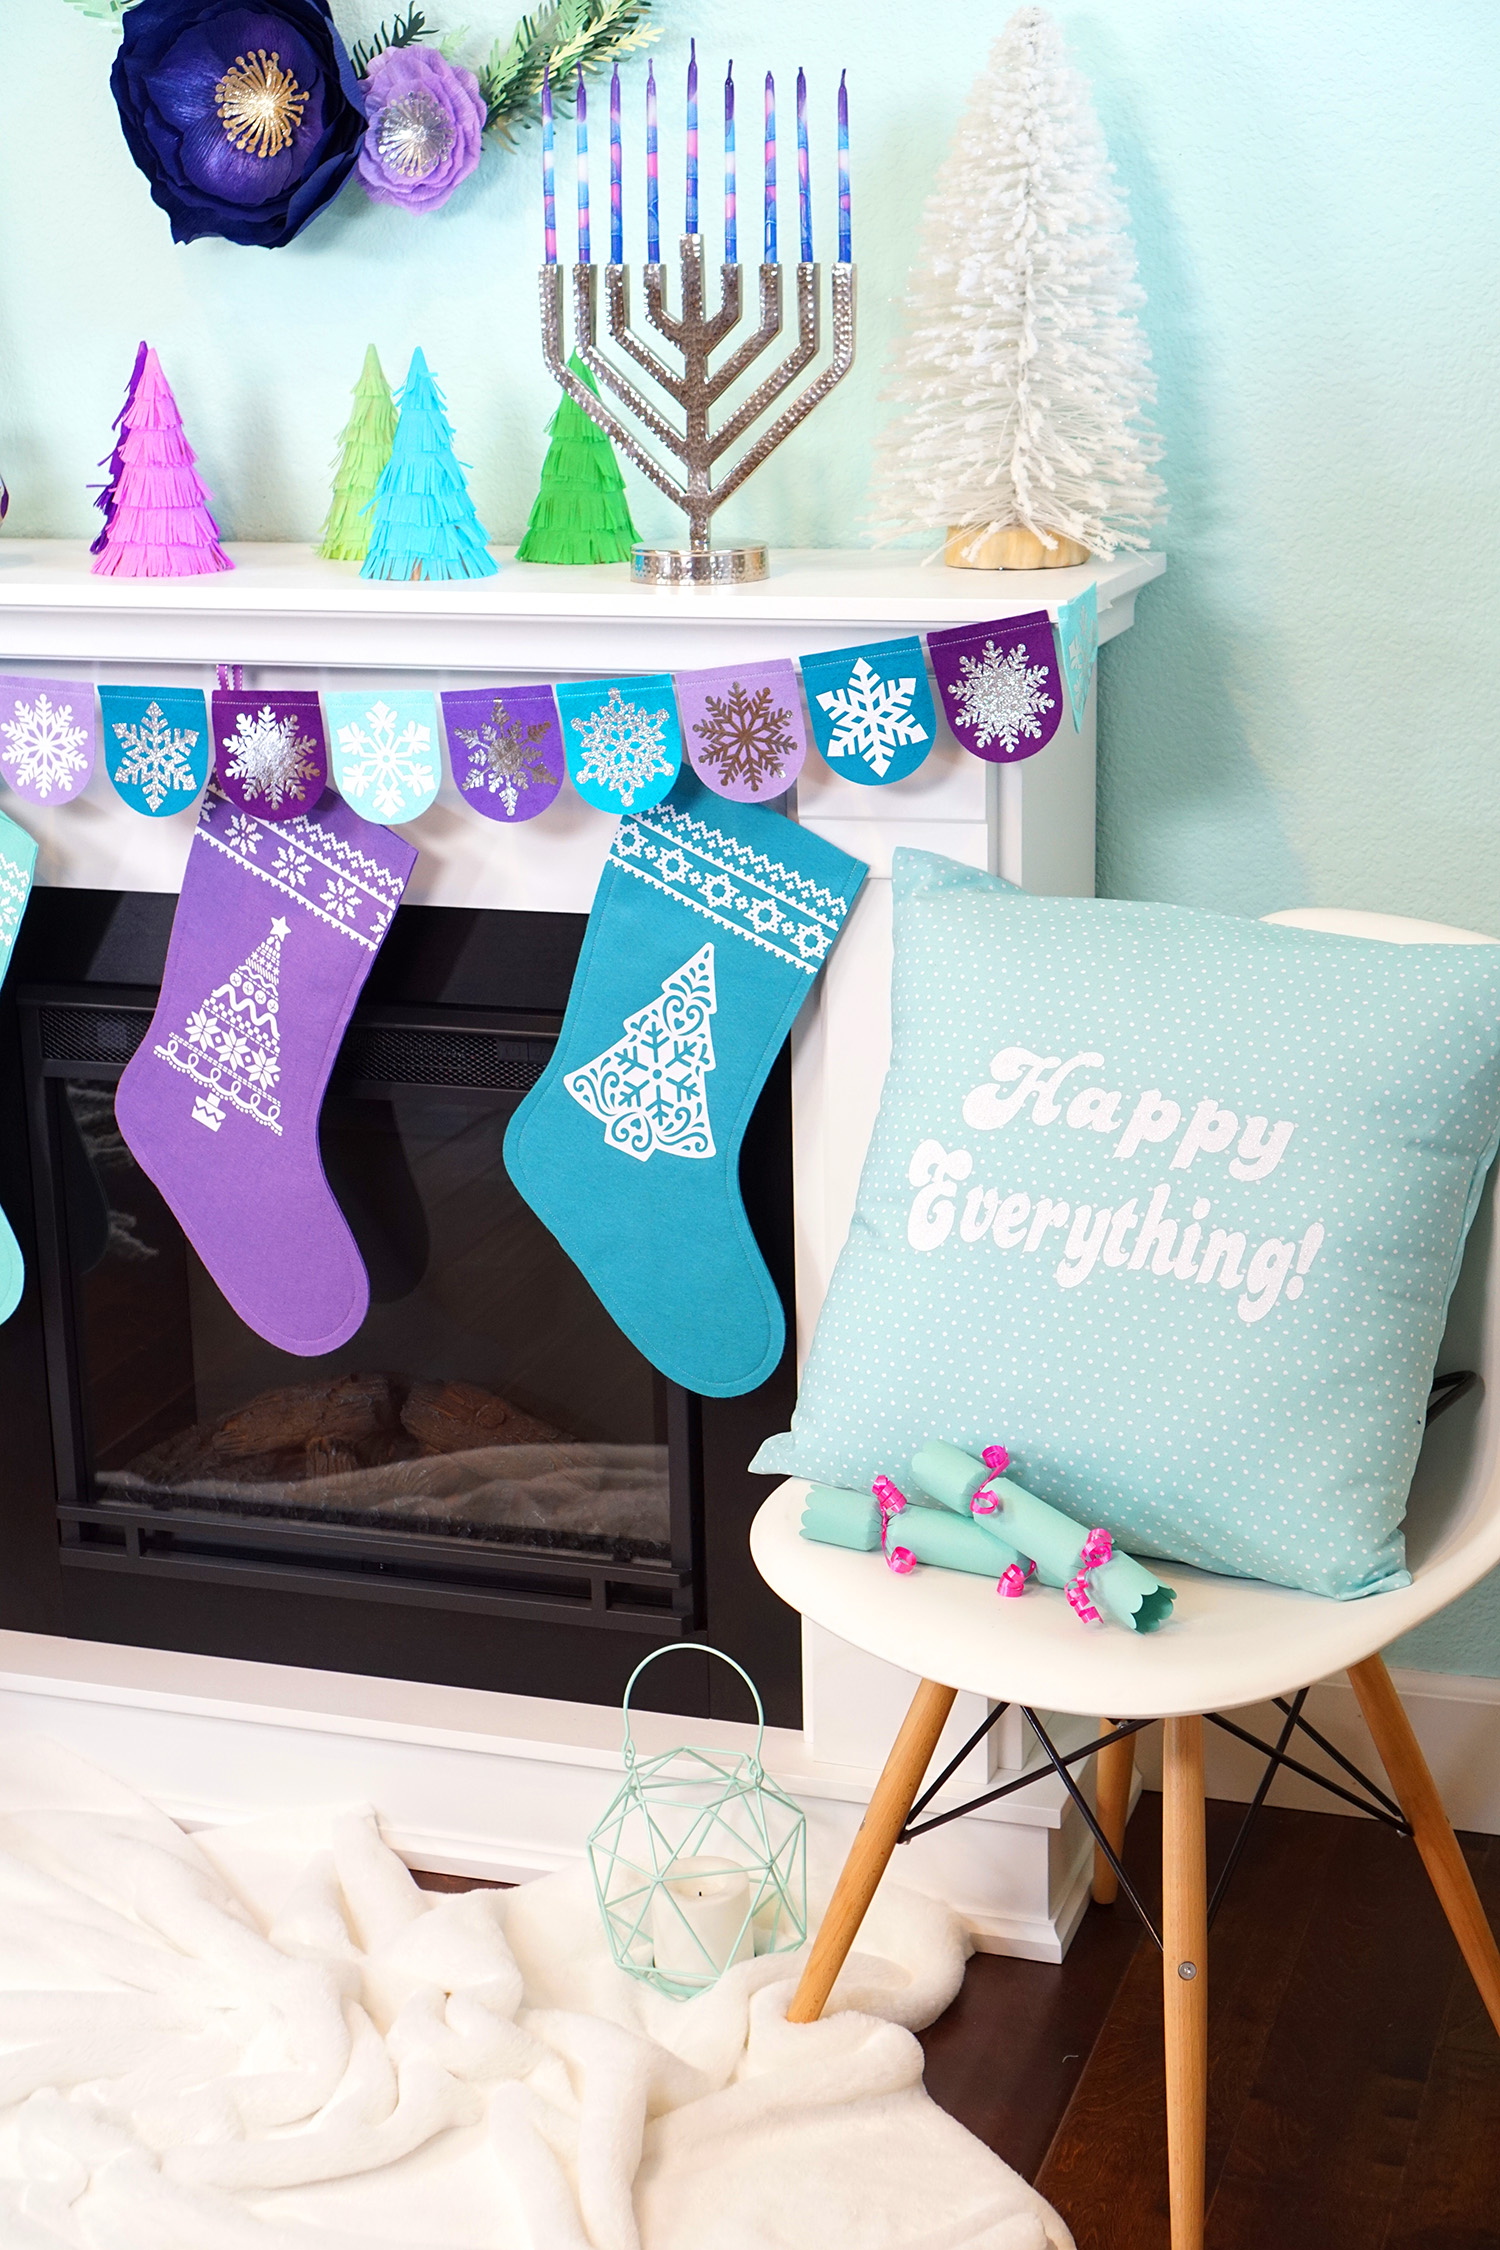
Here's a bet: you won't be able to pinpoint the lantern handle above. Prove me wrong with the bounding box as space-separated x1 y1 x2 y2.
619 1644 767 1777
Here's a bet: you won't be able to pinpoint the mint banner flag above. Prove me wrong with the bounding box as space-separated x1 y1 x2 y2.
926 610 1062 764
1055 581 1099 731
441 685 564 824
99 685 209 817
677 659 807 802
213 690 328 825
326 689 442 824
0 675 96 805
556 674 682 813
800 636 935 786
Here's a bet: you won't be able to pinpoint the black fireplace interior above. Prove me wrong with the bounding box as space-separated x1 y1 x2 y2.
0 890 800 1726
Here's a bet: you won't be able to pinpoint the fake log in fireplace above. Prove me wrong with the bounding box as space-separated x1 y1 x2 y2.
0 891 798 1723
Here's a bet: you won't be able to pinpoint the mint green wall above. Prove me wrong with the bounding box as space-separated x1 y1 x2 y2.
3 3 1497 1670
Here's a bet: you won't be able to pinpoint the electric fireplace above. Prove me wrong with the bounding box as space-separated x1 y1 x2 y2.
0 886 799 1722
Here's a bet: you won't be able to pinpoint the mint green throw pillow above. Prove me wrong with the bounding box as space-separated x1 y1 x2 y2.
753 853 1500 1598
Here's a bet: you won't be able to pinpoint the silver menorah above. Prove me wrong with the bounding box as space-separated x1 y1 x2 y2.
540 236 856 584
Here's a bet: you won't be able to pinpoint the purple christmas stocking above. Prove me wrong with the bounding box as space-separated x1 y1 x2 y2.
116 786 415 1354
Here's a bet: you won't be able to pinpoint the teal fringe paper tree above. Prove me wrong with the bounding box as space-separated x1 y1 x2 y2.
516 354 639 565
319 345 397 564
361 349 497 583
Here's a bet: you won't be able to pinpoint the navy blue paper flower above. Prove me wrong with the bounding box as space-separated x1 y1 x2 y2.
111 0 366 249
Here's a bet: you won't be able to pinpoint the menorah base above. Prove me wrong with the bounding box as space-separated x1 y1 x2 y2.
631 544 770 587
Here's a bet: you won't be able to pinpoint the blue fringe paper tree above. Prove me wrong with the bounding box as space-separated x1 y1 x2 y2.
361 349 496 583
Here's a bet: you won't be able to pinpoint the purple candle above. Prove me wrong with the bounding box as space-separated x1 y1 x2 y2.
724 61 736 263
838 69 850 262
646 62 659 260
685 38 698 236
542 67 556 265
796 66 811 263
764 71 776 262
575 67 590 264
610 64 623 264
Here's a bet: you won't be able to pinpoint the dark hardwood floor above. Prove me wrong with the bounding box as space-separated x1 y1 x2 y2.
919 1797 1500 2250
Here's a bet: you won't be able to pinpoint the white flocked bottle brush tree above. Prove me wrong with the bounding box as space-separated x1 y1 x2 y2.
869 6 1165 567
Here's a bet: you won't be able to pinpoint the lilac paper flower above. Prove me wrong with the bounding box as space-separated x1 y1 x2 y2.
111 0 366 250
357 47 487 213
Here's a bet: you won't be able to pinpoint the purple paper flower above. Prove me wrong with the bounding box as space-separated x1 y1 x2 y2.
357 47 487 213
111 0 366 250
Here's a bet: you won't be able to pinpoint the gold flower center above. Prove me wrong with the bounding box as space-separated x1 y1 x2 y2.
215 49 309 162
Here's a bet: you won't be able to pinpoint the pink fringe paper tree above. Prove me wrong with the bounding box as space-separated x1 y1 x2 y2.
91 346 233 579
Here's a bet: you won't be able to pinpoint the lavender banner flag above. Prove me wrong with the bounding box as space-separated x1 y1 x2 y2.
1055 581 1099 731
0 675 96 805
99 685 209 818
677 658 808 802
800 636 934 786
927 610 1062 764
441 685 564 824
213 690 328 825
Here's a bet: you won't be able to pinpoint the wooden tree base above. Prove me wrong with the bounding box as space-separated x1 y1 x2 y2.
945 523 1090 570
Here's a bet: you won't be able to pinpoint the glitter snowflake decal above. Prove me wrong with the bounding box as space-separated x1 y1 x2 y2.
455 701 557 817
815 658 929 779
571 687 674 806
951 641 1056 756
222 707 319 812
0 693 90 801
110 701 200 813
334 700 437 821
691 680 798 794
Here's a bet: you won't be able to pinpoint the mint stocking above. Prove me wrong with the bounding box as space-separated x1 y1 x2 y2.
116 787 415 1354
0 809 38 1324
504 772 865 1396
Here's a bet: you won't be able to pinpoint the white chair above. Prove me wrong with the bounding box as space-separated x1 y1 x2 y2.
751 909 1500 2250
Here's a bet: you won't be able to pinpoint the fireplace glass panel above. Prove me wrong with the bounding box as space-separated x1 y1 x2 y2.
57 1070 673 1566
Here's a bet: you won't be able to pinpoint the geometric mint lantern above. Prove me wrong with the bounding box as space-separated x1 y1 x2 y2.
587 1647 807 2001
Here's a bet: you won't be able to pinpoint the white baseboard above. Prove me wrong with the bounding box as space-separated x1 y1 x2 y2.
1133 1667 1500 1834
0 1629 1105 1962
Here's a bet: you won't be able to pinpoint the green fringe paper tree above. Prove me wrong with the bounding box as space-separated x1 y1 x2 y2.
361 348 497 582
516 355 639 565
318 346 396 564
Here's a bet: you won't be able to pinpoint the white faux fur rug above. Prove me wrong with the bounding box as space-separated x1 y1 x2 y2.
0 1739 1072 2250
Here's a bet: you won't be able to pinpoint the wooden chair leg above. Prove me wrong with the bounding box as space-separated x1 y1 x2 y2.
1093 1720 1135 1906
1161 1714 1208 2250
787 1676 958 2026
1348 1652 1500 2038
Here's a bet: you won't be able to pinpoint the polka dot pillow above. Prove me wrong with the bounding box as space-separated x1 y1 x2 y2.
753 850 1500 1598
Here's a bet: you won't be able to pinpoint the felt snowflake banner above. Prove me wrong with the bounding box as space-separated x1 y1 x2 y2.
676 660 807 803
927 611 1062 764
799 637 935 786
441 685 564 824
98 686 209 817
325 690 441 824
556 674 683 814
1055 581 1099 731
0 675 96 805
212 691 329 826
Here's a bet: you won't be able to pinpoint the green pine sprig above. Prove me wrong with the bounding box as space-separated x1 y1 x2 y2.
349 9 432 79
479 0 659 144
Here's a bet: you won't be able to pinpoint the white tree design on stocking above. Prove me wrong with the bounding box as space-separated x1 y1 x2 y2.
564 946 717 1161
154 917 287 1136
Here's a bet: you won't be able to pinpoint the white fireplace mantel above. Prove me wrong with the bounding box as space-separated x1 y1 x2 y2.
0 540 1169 1959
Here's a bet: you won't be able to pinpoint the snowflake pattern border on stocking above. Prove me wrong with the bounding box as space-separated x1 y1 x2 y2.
196 786 408 952
610 801 853 975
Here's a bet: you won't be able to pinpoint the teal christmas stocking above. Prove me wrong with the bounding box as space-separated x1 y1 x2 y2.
0 809 37 1323
504 772 865 1396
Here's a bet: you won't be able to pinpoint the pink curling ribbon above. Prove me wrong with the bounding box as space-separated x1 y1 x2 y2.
872 1475 915 1575
1065 1527 1113 1625
998 1561 1036 1600
973 1443 1011 1515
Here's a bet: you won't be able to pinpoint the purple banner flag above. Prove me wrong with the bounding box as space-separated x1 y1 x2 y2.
677 658 808 802
441 685 564 824
212 691 328 825
927 610 1062 764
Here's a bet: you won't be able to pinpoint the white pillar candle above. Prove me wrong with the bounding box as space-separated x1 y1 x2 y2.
650 1856 753 1982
